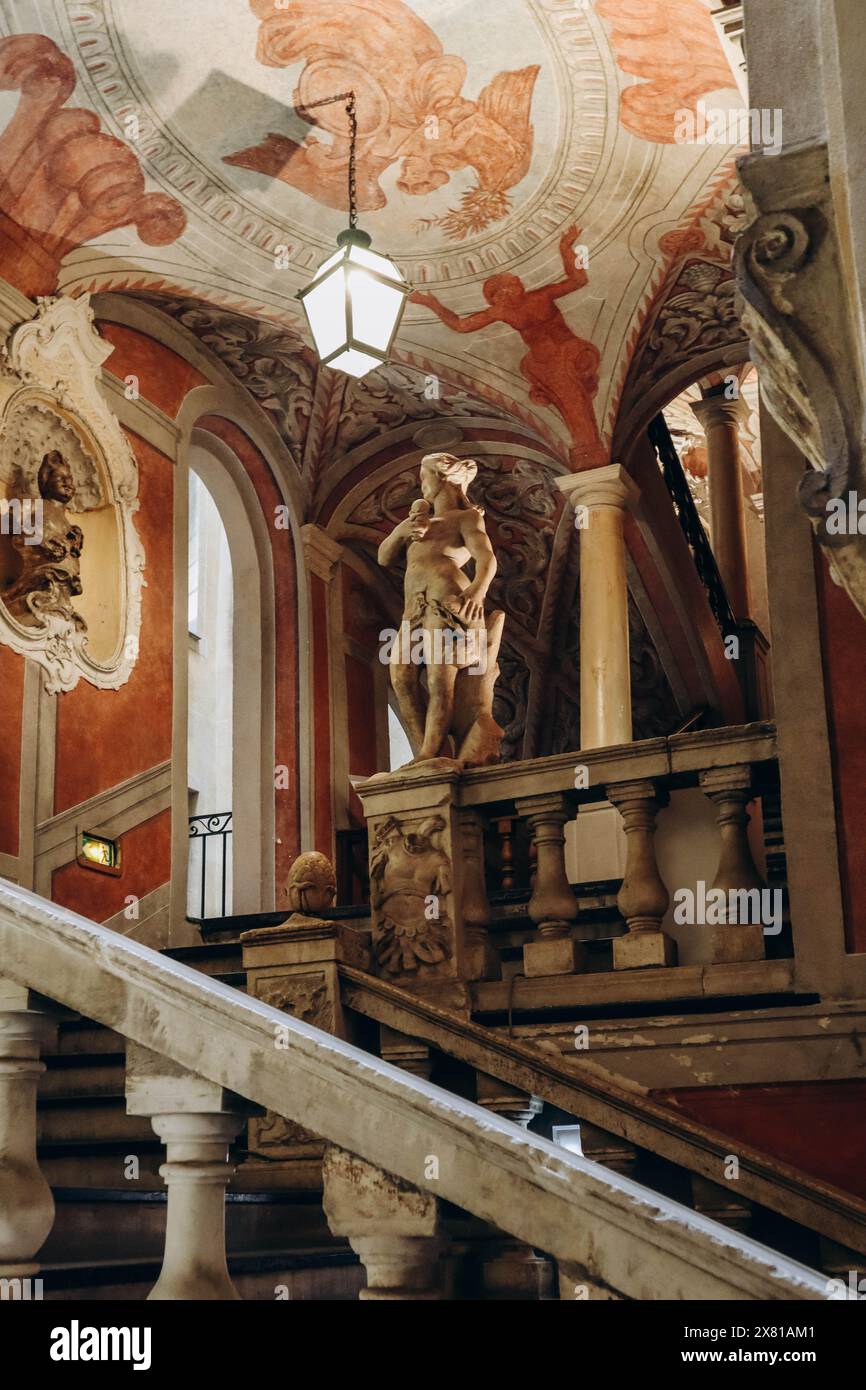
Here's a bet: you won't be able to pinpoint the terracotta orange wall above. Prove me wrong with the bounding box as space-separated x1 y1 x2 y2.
54 432 173 812
52 809 171 923
197 416 301 894
815 549 866 953
0 643 24 855
654 1081 866 1201
97 320 208 417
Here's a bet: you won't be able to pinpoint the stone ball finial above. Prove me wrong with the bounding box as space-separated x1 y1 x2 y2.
287 851 336 915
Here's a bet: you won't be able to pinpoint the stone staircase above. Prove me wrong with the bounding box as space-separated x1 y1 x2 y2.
25 913 863 1299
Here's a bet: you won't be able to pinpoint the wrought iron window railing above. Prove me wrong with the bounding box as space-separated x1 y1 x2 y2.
188 812 232 920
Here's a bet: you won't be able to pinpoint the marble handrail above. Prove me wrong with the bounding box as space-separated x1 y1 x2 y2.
0 877 829 1300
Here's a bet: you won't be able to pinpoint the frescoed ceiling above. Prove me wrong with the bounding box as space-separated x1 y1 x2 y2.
0 0 745 468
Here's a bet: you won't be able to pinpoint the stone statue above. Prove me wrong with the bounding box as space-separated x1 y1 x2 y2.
4 450 86 629
377 451 505 768
285 851 337 927
369 815 452 977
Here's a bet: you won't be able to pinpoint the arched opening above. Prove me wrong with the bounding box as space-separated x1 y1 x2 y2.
187 470 234 917
182 429 276 922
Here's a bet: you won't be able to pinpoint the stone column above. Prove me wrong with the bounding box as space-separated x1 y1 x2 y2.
691 393 751 620
516 793 583 977
0 985 57 1280
300 523 344 859
323 1146 444 1300
605 779 675 969
699 764 767 964
557 464 640 750
126 1043 258 1300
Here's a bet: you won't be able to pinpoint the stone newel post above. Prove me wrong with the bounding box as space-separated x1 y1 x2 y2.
557 464 640 750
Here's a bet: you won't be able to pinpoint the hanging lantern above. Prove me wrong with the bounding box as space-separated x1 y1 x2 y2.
299 226 409 378
296 92 409 378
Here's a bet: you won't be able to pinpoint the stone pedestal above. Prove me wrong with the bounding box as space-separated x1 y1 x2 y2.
357 765 499 992
241 906 369 1181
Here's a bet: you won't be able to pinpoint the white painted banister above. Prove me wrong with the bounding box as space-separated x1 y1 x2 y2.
0 879 830 1300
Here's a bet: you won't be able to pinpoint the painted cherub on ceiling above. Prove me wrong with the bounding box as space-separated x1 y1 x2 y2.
225 0 540 239
411 224 605 468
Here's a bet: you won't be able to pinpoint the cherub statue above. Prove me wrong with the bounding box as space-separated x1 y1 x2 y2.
285 851 337 927
377 451 505 768
4 450 86 629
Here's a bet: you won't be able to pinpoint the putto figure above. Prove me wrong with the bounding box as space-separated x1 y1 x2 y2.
4 450 86 630
377 451 504 768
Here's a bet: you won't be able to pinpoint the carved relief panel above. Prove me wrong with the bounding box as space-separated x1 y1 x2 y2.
0 296 145 693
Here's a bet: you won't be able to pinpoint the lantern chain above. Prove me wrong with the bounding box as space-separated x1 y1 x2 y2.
294 89 358 229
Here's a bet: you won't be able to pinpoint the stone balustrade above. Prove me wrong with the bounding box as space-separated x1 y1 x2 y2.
0 876 828 1301
356 723 782 988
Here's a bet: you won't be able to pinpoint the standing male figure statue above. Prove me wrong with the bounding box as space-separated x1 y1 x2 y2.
377 451 504 768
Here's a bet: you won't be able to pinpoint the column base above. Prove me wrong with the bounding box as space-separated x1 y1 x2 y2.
523 937 587 977
708 923 766 964
612 931 677 970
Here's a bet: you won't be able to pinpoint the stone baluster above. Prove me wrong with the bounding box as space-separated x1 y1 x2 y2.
457 809 498 981
606 779 675 969
474 1073 554 1300
126 1042 258 1300
323 1145 445 1300
495 817 515 890
0 984 58 1282
699 764 767 963
380 1024 434 1081
516 794 584 977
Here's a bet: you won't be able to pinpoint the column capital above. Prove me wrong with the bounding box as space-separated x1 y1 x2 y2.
691 393 749 432
556 463 640 513
301 523 343 582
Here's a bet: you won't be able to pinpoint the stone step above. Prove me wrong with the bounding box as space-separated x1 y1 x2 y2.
40 1061 126 1101
39 1248 362 1301
39 1189 342 1267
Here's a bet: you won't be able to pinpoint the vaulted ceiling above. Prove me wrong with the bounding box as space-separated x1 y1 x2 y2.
0 0 746 467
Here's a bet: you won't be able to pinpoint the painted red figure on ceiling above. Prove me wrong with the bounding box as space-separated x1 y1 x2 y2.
0 34 186 297
226 0 540 239
411 225 606 469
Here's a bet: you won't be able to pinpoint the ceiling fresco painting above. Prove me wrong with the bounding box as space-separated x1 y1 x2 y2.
0 0 743 470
